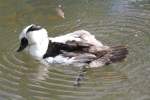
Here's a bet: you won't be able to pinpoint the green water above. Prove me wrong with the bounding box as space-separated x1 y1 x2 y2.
0 0 150 100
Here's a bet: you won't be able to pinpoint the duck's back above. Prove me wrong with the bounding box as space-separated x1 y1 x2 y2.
44 30 128 67
49 30 103 47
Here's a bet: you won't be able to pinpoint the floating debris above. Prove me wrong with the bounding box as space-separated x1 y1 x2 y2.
56 5 65 19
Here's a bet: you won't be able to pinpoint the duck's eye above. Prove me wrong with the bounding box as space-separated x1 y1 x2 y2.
17 37 28 52
27 25 42 33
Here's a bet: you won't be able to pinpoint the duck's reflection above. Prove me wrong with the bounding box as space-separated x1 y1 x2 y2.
34 63 49 81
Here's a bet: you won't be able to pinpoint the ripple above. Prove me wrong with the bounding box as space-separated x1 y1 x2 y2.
0 0 150 99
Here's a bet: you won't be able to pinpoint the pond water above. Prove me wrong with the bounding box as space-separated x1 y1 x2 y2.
0 0 150 100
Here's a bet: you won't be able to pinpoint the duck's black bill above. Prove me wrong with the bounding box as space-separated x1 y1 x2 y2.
17 37 28 52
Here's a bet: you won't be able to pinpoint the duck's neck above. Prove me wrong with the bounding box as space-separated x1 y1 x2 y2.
27 39 49 60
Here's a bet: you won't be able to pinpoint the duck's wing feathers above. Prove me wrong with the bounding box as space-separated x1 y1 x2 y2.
49 30 103 47
61 45 128 66
61 50 97 64
43 40 92 58
89 45 128 67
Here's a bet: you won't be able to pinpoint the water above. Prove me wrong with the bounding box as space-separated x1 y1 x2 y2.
0 0 150 100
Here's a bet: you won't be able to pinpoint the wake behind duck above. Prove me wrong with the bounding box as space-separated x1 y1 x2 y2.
17 24 128 68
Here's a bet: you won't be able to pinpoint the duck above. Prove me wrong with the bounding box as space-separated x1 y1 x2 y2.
17 24 128 68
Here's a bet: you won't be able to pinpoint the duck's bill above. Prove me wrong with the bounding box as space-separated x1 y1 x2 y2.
17 38 28 52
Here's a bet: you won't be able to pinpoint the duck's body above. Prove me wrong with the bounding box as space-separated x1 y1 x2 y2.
17 24 128 68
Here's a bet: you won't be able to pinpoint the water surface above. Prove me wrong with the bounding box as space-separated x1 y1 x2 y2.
0 0 150 100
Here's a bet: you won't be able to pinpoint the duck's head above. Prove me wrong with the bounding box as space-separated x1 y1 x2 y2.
17 24 48 52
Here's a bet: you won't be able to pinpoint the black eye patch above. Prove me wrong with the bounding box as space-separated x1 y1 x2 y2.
27 25 42 33
17 37 28 52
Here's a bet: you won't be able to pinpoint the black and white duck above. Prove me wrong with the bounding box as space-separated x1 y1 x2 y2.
17 24 128 68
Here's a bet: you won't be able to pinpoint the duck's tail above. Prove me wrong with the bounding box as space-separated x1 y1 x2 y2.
107 45 128 63
89 45 128 68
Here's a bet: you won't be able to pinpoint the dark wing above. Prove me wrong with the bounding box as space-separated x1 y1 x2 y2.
43 40 92 58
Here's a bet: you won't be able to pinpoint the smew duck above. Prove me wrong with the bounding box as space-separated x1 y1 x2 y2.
17 24 128 68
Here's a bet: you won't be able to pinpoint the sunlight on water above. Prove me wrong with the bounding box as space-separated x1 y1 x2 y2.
0 0 150 100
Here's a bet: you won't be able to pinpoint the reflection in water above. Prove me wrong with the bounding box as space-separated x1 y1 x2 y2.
0 0 150 100
32 64 49 81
